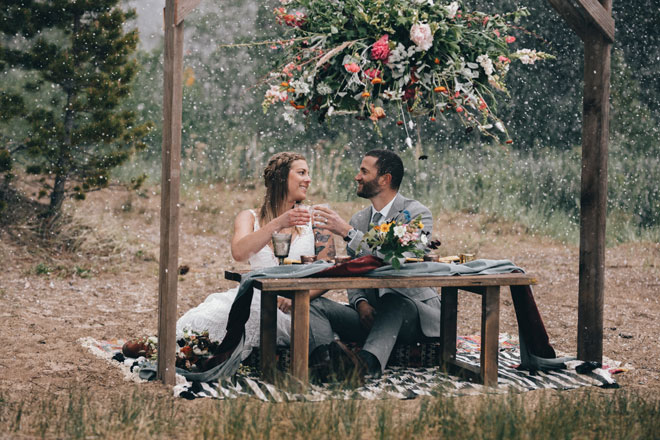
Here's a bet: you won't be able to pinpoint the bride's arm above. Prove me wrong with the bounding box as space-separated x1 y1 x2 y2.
313 226 336 261
231 208 310 262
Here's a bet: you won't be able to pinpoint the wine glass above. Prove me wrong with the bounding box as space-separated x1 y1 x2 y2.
271 233 292 265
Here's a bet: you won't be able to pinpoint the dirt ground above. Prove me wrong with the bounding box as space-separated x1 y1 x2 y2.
1 184 659 404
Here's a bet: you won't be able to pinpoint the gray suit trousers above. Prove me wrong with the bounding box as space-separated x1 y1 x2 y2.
309 292 424 372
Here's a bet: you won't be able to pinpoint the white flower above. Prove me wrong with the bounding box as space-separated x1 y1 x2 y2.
445 1 459 19
420 233 428 245
405 137 413 148
393 225 406 238
282 109 296 125
514 49 542 65
290 79 311 95
410 22 433 51
408 120 415 130
316 82 332 95
477 54 494 76
383 88 404 100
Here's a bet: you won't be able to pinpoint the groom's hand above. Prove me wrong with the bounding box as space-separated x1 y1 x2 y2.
356 301 375 330
277 297 292 314
312 206 352 237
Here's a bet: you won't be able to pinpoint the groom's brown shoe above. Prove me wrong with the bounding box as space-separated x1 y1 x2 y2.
328 340 367 386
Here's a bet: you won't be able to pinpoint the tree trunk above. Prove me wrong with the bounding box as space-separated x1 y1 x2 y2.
46 14 79 218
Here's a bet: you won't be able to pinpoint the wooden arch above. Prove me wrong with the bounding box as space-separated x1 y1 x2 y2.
156 0 614 384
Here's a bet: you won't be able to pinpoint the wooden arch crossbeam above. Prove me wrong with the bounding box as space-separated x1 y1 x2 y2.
157 0 614 385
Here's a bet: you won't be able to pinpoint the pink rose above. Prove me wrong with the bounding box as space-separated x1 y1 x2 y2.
363 68 381 79
344 63 360 73
371 34 390 61
505 36 516 43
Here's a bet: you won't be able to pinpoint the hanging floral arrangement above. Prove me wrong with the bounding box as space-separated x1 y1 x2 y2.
261 0 553 142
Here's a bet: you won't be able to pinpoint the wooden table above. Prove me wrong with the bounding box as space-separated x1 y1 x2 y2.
225 271 536 387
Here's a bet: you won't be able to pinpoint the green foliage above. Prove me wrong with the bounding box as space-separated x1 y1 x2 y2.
34 262 52 275
0 0 152 216
0 149 11 172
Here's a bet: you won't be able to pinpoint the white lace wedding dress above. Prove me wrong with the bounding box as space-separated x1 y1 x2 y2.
176 210 315 348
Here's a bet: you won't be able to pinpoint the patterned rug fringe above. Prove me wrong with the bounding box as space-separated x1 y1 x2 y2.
80 335 625 401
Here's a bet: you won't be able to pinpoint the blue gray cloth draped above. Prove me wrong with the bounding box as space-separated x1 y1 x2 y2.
138 259 572 382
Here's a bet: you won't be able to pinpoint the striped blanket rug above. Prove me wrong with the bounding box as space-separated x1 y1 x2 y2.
80 335 625 401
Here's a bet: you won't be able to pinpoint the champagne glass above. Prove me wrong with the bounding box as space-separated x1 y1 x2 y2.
272 233 292 265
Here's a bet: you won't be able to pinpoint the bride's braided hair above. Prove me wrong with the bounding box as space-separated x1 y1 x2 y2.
260 151 306 225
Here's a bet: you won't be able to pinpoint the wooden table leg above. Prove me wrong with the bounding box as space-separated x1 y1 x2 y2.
480 286 500 387
290 290 310 385
441 286 458 363
260 290 278 383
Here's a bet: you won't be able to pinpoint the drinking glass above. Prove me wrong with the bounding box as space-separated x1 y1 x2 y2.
272 233 292 265
312 203 330 228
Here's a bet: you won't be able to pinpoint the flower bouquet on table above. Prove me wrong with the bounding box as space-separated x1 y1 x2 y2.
262 0 553 142
360 212 428 269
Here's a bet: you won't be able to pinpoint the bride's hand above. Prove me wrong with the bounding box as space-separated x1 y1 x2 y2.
275 206 311 230
277 297 292 314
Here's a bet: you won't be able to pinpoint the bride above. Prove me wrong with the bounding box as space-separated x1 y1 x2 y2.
176 151 335 349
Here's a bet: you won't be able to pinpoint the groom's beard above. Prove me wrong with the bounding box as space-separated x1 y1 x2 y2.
356 178 381 199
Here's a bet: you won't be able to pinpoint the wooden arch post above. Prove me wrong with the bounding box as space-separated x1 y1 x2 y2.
158 0 201 385
547 0 614 363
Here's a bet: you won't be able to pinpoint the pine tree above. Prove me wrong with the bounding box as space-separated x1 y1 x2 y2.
0 0 152 217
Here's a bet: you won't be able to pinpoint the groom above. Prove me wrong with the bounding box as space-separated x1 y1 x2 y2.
310 149 440 382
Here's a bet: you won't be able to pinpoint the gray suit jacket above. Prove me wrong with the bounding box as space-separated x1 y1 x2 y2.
345 193 441 337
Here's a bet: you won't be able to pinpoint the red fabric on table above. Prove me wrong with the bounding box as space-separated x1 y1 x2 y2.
510 283 557 359
310 255 385 277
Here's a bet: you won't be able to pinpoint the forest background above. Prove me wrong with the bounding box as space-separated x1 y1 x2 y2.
1 0 658 244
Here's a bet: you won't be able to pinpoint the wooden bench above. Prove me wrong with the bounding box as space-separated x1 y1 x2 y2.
225 271 536 387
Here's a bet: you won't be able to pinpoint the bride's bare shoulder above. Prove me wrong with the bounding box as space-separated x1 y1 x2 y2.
235 209 256 221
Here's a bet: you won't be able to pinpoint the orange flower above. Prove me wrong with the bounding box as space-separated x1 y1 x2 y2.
371 77 383 85
429 117 436 121
506 139 513 144
287 87 295 93
369 104 386 122
294 104 306 110
433 86 447 93
281 81 289 87
380 222 392 233
434 57 440 64
361 91 371 98
396 120 404 125
456 106 464 112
